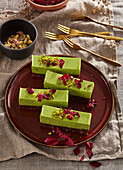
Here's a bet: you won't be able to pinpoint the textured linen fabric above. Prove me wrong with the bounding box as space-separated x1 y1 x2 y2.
0 0 123 162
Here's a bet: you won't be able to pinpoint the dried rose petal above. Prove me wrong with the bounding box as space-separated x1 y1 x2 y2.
80 155 84 162
92 100 97 106
86 142 93 150
89 161 102 168
26 88 34 94
52 62 58 66
46 61 50 67
75 79 83 88
37 95 43 102
87 103 94 108
67 114 74 120
43 93 50 100
65 136 74 146
45 135 60 146
73 111 80 118
58 59 64 69
55 127 61 134
102 97 106 100
85 142 93 159
58 74 72 86
63 73 71 80
45 128 74 146
73 146 81 156
87 99 97 108
63 79 67 85
49 89 56 93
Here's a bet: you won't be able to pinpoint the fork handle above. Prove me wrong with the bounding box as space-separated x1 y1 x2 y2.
78 32 122 41
78 45 122 67
94 32 110 35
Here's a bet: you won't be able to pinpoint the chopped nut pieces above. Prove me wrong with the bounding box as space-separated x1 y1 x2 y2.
26 88 56 102
38 54 65 69
4 31 32 49
52 108 80 120
58 73 83 88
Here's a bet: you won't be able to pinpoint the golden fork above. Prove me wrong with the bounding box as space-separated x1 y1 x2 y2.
58 24 122 41
71 11 123 30
63 37 122 67
45 31 111 40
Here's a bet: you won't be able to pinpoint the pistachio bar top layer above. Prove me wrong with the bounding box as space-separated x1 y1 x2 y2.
44 70 94 99
19 88 69 107
32 55 81 75
40 105 92 130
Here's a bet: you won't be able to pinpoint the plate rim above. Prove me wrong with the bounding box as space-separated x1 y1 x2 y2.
4 54 114 147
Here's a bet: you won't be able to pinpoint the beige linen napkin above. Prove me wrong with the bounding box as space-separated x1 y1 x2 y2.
0 0 123 162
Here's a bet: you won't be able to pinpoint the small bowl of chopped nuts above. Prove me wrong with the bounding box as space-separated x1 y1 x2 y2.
27 0 69 12
0 19 38 60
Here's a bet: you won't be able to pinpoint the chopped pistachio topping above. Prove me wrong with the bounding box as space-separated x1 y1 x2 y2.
52 108 80 120
38 54 64 69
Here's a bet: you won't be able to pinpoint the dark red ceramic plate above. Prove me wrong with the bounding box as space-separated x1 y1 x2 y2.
5 54 114 147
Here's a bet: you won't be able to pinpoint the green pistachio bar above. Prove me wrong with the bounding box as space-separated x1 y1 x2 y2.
40 105 92 130
44 70 94 99
32 54 81 75
19 88 69 107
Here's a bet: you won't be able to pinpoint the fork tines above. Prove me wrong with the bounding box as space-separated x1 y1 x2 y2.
45 31 58 40
63 37 73 48
58 24 70 34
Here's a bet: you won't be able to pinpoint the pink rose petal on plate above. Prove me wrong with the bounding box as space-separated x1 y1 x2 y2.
55 127 61 134
89 161 102 168
45 135 60 146
102 97 106 100
65 136 74 146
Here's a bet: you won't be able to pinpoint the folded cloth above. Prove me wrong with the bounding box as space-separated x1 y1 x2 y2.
0 0 123 162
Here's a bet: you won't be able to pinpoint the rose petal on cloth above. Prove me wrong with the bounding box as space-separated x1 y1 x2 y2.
73 146 81 156
65 137 74 146
89 161 102 168
85 142 93 159
80 155 84 162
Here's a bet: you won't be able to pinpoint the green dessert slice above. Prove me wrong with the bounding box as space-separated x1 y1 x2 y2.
32 54 81 75
44 70 94 99
19 88 69 107
40 105 92 130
